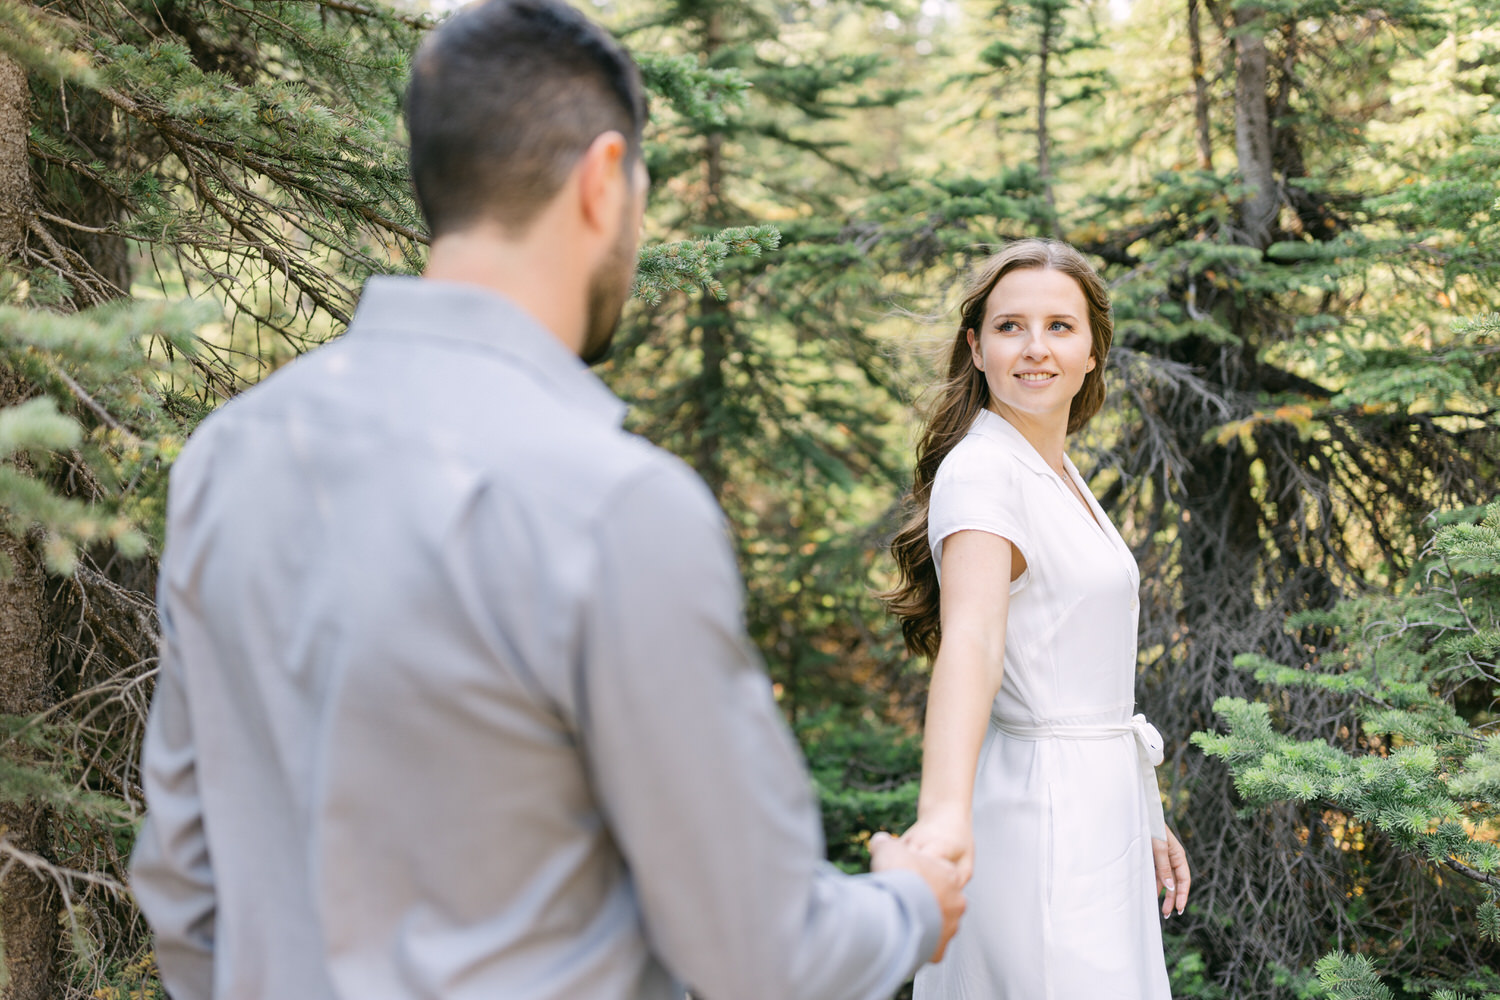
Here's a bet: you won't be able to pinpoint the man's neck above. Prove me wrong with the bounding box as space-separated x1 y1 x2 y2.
422 227 586 357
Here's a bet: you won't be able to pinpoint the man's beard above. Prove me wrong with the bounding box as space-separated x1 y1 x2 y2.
580 199 638 366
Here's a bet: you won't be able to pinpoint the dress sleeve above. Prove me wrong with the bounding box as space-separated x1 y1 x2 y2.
927 441 1031 587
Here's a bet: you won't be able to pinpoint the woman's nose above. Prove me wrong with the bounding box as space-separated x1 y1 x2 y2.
1021 328 1049 358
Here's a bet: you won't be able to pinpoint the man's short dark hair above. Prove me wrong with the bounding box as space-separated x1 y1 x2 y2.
406 0 647 238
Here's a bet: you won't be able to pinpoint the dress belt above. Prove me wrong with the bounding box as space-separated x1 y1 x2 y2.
990 714 1167 840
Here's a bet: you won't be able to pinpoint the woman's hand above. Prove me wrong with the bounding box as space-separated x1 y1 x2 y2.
1152 827 1190 918
902 811 975 886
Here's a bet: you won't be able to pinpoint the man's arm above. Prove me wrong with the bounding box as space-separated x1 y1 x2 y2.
576 457 953 1000
130 601 216 1000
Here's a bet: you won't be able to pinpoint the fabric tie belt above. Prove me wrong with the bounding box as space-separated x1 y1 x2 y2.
990 713 1167 840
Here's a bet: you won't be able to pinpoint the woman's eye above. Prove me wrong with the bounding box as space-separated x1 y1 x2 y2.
1050 321 1073 332
996 321 1020 333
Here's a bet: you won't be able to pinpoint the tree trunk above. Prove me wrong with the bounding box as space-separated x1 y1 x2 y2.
1035 4 1059 232
0 525 55 1000
1188 0 1213 170
0 54 59 1000
0 54 30 258
693 12 730 498
1232 4 1276 247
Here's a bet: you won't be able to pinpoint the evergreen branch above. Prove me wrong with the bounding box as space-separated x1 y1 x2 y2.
34 211 114 236
0 839 128 898
161 131 354 325
1443 855 1500 891
25 218 124 306
25 141 132 203
90 84 428 246
307 0 436 30
52 369 130 439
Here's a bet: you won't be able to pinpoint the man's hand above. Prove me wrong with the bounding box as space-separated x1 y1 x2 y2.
869 831 966 963
1152 828 1190 918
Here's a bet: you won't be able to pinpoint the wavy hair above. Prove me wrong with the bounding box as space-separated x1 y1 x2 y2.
883 239 1114 659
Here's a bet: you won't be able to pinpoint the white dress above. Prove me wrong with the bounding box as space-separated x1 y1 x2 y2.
913 408 1172 1000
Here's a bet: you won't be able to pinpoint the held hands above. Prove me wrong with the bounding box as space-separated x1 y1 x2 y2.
900 812 975 886
869 832 966 963
1152 827 1191 919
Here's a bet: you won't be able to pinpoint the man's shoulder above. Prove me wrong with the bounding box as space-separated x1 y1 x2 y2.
598 439 721 524
526 426 721 535
169 338 351 468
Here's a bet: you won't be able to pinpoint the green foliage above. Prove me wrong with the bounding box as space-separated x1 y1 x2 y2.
798 709 922 872
632 225 781 304
1198 502 1500 995
0 293 214 567
1317 953 1399 1000
636 52 751 128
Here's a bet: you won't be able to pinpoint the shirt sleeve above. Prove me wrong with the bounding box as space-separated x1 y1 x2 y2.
577 457 942 1000
927 442 1031 586
130 597 217 1000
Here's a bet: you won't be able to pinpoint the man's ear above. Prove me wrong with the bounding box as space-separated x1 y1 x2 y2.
576 130 630 234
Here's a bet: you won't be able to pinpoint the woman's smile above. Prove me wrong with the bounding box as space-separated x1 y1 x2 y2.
967 267 1096 426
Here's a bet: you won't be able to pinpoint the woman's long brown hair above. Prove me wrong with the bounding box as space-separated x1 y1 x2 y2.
883 239 1115 659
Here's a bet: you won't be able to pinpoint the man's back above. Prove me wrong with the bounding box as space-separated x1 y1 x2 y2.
132 279 942 1000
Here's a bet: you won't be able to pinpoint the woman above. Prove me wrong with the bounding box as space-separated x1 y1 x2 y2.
886 239 1190 998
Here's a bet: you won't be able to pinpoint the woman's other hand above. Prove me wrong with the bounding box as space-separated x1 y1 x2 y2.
1152 828 1190 918
901 812 975 886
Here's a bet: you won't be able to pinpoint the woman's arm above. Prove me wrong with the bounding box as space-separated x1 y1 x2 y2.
902 529 1020 883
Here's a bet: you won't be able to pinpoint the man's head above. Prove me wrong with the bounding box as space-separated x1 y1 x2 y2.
407 0 648 361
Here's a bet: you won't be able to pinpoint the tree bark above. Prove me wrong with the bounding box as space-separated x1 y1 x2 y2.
693 11 729 498
1188 0 1213 170
0 523 55 1000
0 54 31 259
0 54 59 1000
1232 4 1276 248
1035 2 1059 232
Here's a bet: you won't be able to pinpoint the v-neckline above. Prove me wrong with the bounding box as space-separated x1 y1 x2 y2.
1058 457 1106 535
973 408 1123 552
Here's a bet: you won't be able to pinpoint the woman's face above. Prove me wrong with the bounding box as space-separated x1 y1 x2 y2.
967 266 1095 428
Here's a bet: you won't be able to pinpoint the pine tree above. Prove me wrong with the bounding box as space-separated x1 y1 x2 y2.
960 0 1109 225
600 0 936 713
1197 497 1500 995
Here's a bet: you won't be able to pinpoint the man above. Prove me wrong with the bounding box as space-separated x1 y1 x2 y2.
130 2 965 998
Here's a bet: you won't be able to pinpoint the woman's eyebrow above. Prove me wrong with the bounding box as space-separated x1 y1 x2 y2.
990 312 1082 321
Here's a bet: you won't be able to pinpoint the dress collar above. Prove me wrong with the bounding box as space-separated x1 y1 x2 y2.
344 276 627 428
969 408 1059 479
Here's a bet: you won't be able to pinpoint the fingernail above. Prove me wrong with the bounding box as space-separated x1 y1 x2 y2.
1177 906 1184 915
1163 880 1175 891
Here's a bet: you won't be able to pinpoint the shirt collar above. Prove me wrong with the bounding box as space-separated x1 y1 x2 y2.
345 276 627 427
971 408 1058 479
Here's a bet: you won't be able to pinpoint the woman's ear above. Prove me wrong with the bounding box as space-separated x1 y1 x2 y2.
1086 355 1096 372
966 328 984 372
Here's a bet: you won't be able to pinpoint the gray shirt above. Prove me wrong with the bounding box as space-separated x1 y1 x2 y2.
130 277 941 1000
